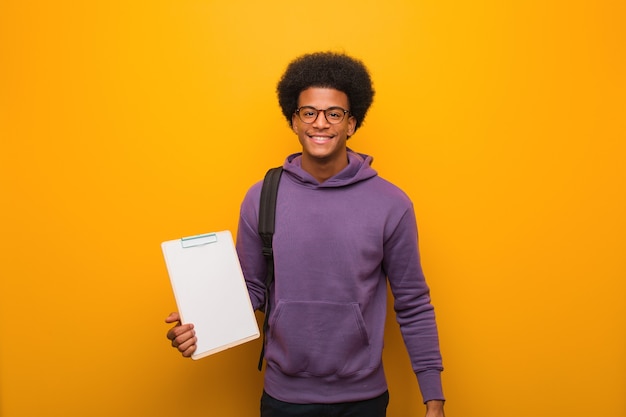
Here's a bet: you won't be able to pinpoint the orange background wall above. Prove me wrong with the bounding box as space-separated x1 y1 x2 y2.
1 1 624 416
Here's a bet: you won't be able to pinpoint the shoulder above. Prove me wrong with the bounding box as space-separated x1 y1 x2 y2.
239 179 264 221
244 179 263 198
365 175 413 206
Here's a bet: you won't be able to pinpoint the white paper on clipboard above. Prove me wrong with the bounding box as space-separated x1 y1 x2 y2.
161 230 259 360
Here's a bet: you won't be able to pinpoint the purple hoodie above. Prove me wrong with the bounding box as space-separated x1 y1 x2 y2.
236 150 444 404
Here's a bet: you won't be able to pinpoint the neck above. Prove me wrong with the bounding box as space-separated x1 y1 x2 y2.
301 154 349 184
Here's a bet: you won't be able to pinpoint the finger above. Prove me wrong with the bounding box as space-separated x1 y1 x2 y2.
180 342 197 358
164 312 181 324
176 335 198 355
170 327 196 347
166 322 194 341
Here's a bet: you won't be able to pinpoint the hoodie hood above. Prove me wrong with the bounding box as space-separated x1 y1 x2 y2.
282 149 378 189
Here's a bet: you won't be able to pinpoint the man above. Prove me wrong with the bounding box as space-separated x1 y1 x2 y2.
166 51 446 417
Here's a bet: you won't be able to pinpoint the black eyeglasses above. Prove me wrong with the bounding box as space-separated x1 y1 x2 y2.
294 106 350 124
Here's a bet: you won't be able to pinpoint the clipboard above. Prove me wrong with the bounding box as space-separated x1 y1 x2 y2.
161 230 259 360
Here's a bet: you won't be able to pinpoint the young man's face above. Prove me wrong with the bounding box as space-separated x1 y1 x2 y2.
291 87 356 167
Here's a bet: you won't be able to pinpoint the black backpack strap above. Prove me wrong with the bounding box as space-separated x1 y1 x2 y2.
257 167 283 370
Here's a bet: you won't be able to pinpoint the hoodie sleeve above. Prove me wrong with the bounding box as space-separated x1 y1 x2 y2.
236 181 266 311
383 206 445 403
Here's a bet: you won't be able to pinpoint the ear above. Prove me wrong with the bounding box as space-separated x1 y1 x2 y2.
291 114 299 134
347 116 357 137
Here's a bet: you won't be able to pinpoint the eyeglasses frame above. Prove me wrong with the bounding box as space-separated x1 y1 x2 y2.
294 106 351 125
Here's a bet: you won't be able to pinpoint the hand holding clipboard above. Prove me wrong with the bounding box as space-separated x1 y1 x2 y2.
161 231 259 360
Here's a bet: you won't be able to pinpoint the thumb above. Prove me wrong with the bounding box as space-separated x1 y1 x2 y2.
164 311 181 324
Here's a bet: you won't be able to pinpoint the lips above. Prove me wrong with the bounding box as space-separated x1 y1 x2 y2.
308 133 334 143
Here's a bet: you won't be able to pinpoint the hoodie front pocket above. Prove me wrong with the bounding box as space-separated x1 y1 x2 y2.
266 300 374 377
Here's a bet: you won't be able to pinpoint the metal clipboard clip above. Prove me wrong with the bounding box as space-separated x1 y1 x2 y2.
181 233 218 248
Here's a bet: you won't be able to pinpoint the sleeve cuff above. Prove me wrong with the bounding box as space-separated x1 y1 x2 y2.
416 369 445 403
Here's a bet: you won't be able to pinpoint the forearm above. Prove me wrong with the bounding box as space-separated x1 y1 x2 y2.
425 400 445 417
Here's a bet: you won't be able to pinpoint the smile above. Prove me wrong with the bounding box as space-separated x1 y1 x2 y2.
309 135 333 143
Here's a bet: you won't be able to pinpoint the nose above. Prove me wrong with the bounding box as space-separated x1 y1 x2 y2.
312 109 331 128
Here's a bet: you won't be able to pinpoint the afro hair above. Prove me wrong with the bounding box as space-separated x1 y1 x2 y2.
276 51 375 132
